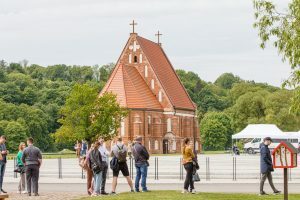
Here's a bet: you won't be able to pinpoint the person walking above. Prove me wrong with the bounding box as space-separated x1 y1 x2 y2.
16 142 26 194
98 137 109 195
89 141 104 197
0 135 8 194
85 143 95 195
132 136 149 192
182 138 196 194
260 137 281 195
110 137 134 195
22 137 42 196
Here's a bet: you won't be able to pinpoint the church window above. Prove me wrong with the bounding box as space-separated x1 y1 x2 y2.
129 54 132 63
120 120 125 136
167 118 172 132
134 56 138 63
139 54 143 63
145 65 148 77
195 141 199 151
151 79 155 89
155 140 159 150
158 90 162 102
134 115 141 123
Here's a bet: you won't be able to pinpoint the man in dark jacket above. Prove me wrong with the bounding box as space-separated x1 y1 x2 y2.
22 137 42 196
260 137 280 195
132 136 149 192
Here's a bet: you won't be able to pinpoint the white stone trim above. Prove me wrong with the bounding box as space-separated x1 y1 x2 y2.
163 112 196 117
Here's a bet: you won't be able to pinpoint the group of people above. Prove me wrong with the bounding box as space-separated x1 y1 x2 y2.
0 136 42 196
79 135 199 196
0 134 280 196
80 135 150 196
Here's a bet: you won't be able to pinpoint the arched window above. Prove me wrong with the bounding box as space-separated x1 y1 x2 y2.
120 120 125 136
145 65 148 77
195 141 199 151
151 79 155 89
134 56 138 63
139 54 143 63
129 54 132 63
167 118 172 132
155 140 159 150
158 90 162 102
149 140 151 150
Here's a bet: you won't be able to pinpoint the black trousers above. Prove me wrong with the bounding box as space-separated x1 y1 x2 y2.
184 162 194 191
26 164 40 194
101 162 108 192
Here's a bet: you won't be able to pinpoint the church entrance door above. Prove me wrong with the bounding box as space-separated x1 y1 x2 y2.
163 139 169 154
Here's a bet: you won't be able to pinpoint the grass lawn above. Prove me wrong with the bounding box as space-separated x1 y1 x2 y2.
80 190 300 200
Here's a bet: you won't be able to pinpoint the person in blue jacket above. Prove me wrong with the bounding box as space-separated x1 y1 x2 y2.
259 137 281 195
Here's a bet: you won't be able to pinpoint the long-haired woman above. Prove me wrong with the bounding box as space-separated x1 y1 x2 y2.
89 141 104 196
16 142 26 194
182 138 196 194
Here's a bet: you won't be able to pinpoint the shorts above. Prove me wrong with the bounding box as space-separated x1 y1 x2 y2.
113 162 129 177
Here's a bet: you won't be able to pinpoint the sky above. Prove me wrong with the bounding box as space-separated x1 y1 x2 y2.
0 0 292 87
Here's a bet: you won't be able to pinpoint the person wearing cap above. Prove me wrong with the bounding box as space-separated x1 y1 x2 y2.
259 137 280 195
132 136 149 192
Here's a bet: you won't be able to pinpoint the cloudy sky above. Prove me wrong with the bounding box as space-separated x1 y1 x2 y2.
0 0 291 86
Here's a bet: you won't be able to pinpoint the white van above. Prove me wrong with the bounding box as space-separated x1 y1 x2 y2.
244 138 299 154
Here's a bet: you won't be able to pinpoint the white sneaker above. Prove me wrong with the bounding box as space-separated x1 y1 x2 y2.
22 190 28 194
181 189 189 194
191 189 196 194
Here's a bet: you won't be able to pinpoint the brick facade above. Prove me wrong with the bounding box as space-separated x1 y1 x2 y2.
101 32 201 153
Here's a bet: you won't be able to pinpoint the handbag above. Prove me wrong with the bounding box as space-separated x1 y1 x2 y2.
192 172 200 182
14 165 25 174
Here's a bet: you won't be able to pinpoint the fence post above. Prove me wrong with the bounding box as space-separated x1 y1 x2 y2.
13 157 17 178
154 157 157 180
58 157 62 179
206 157 210 181
156 157 158 180
232 157 237 181
81 168 85 179
179 158 182 180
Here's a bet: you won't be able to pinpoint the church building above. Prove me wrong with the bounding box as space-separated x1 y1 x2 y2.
100 22 200 153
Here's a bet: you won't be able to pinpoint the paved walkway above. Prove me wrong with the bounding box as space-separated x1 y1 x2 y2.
4 182 300 200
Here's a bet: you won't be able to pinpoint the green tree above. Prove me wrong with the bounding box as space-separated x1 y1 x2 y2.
53 84 127 144
226 90 269 132
253 0 300 113
265 90 300 131
214 73 241 89
4 121 27 152
200 112 233 150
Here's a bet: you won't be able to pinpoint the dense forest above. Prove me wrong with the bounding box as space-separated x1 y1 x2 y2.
0 60 299 152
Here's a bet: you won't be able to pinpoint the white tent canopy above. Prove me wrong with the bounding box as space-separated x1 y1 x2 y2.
232 124 288 139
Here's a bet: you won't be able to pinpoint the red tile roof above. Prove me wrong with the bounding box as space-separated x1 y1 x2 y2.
101 64 162 110
136 36 196 111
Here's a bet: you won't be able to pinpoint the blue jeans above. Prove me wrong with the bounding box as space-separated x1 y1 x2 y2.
93 171 103 194
135 163 148 191
0 162 6 190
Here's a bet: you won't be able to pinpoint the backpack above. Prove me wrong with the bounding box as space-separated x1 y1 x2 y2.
110 156 119 171
117 145 127 163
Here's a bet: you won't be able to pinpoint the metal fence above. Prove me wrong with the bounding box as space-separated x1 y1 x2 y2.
8 154 300 181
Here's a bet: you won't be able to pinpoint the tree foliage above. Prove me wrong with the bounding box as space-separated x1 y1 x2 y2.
53 84 128 144
253 0 300 114
200 112 232 150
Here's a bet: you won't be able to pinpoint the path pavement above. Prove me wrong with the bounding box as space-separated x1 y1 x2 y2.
4 182 300 200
